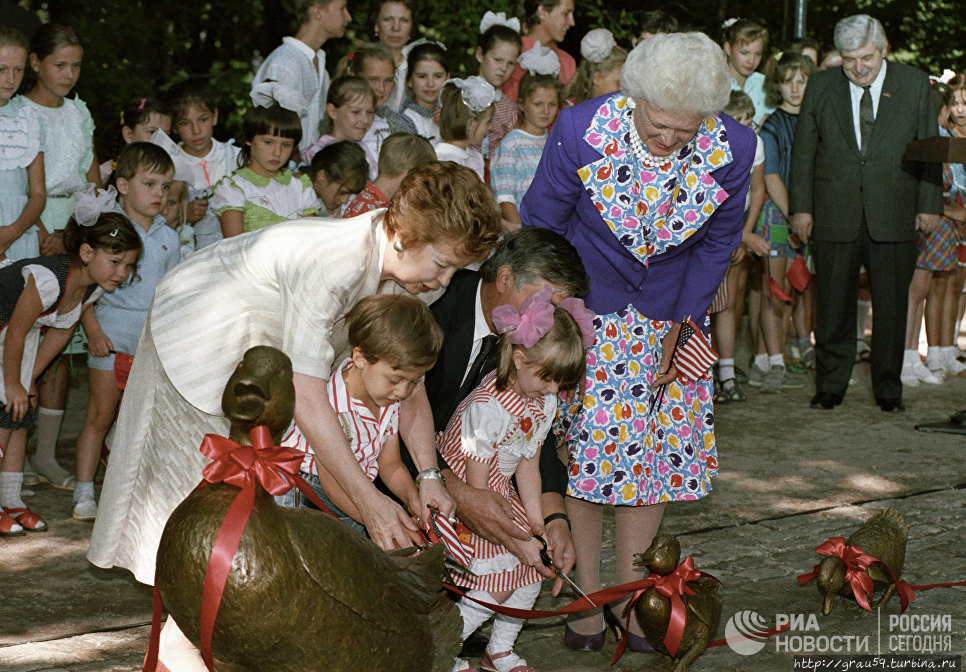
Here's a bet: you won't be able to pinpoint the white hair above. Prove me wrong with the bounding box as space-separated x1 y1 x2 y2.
620 32 730 116
834 14 887 52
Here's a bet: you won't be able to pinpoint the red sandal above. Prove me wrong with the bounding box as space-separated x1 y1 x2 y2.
0 512 25 536
480 650 540 672
3 506 46 532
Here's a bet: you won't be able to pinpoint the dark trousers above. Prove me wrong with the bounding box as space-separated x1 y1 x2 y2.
812 220 916 403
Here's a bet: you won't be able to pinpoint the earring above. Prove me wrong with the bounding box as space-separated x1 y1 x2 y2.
393 240 405 253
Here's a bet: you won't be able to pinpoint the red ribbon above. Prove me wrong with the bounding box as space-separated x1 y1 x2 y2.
613 557 704 663
797 537 915 613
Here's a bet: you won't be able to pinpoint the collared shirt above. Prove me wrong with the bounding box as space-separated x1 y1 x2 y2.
462 281 496 386
96 213 180 313
730 71 774 130
282 358 399 478
253 36 328 153
848 60 887 150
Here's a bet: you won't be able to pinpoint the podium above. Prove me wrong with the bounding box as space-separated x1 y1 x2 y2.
904 136 966 163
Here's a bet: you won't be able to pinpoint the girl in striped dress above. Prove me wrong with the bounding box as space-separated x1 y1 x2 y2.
438 285 591 672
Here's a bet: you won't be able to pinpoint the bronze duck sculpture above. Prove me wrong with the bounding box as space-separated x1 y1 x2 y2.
633 534 723 672
155 346 461 672
813 507 909 615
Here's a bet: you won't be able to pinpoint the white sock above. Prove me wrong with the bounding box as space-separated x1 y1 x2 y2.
73 481 95 503
33 408 69 479
486 582 541 662
857 300 871 339
1 471 26 510
768 354 785 369
926 346 942 369
903 349 920 368
754 353 769 370
457 589 495 641
719 358 735 381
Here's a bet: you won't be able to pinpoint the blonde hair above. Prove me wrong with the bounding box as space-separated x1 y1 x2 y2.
439 83 492 143
723 90 755 122
378 132 436 176
346 295 443 370
494 307 586 392
384 161 501 263
565 46 627 105
324 76 376 134
164 180 189 230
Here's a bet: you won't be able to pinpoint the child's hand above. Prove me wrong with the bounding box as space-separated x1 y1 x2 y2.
731 244 746 264
41 232 66 256
4 382 32 422
742 231 771 257
187 199 209 223
517 534 547 568
87 332 114 358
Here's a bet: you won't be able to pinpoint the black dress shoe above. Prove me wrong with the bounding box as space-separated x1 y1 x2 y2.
878 399 905 412
810 394 841 409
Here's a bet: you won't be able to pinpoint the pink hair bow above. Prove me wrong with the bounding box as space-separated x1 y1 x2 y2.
492 285 555 348
559 297 597 348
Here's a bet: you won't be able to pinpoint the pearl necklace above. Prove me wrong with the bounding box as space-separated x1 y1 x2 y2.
627 117 667 169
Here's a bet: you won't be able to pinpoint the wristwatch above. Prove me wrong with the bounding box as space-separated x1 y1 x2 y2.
415 468 446 487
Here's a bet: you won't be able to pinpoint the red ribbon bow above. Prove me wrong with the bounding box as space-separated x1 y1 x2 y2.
200 426 303 495
797 537 915 613
615 557 704 662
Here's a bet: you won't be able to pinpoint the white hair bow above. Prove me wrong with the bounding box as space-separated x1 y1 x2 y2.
401 38 447 60
580 28 617 63
445 76 500 113
518 41 561 77
250 81 308 114
71 183 119 227
479 11 521 34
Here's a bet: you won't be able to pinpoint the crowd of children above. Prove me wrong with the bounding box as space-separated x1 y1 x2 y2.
2 4 966 667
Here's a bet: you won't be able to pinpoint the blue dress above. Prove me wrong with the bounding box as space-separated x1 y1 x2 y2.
0 97 44 261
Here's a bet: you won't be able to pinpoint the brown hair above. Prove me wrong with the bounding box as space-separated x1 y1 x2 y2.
24 23 82 94
520 72 562 108
347 294 442 370
239 102 303 168
723 90 755 122
378 132 435 176
723 19 767 50
324 76 376 134
305 140 369 194
115 142 175 181
494 307 586 392
438 82 492 143
62 211 143 284
384 162 501 263
0 26 28 52
764 51 816 108
339 42 395 78
518 0 566 31
565 47 625 106
166 79 217 124
294 0 337 24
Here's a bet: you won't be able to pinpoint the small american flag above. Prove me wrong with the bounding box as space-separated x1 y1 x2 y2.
674 319 718 382
429 512 474 567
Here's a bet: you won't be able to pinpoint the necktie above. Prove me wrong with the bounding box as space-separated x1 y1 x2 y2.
447 334 499 423
859 86 874 155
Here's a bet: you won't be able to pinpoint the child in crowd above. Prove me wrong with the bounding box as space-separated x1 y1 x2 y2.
722 18 772 129
492 69 560 229
782 37 821 65
501 0 576 103
435 77 498 182
161 180 193 257
341 43 418 161
0 27 46 263
22 23 102 491
439 285 590 672
279 294 442 534
0 212 141 535
303 76 378 174
151 80 240 249
753 54 815 393
946 75 966 367
305 140 369 215
401 42 448 144
476 13 523 157
213 89 318 237
341 132 435 218
632 9 678 44
98 98 171 185
565 28 626 106
74 145 179 520
712 91 768 401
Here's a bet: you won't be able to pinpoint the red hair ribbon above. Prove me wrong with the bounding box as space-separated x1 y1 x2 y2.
797 537 915 613
347 51 355 61
138 97 147 110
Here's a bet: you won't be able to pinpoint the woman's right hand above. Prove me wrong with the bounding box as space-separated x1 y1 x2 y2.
4 382 31 422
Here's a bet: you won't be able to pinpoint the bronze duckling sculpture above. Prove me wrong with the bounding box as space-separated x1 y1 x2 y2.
633 534 723 672
156 346 461 672
813 507 909 615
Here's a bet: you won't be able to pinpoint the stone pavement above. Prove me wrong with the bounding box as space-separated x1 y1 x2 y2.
1 358 965 671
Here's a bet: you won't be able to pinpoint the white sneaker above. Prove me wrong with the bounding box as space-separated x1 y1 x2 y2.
901 365 920 387
72 496 97 521
912 361 943 384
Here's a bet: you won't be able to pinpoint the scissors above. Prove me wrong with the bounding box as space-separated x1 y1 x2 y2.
536 536 596 606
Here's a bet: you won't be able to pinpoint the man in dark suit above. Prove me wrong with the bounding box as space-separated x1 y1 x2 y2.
425 227 590 590
790 14 942 412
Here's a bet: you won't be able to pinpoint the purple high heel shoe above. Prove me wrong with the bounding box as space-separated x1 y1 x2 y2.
564 624 606 651
604 607 657 653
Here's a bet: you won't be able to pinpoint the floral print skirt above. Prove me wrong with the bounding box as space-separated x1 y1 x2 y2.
556 305 718 506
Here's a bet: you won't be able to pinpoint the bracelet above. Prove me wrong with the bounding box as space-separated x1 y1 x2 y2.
415 468 446 488
544 512 571 530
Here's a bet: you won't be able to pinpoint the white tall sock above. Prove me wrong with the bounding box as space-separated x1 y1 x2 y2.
903 349 920 367
1 471 26 510
926 346 943 370
857 300 871 340
486 581 541 660
457 589 496 640
33 408 70 482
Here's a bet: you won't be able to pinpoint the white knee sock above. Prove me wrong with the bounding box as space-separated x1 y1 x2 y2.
857 300 871 339
486 581 541 661
33 408 69 481
1 471 26 510
457 589 496 640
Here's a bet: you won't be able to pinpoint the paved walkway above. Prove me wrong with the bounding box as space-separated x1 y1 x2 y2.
1 358 965 671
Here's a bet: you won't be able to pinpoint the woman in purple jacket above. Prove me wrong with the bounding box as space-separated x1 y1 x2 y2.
521 32 756 651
